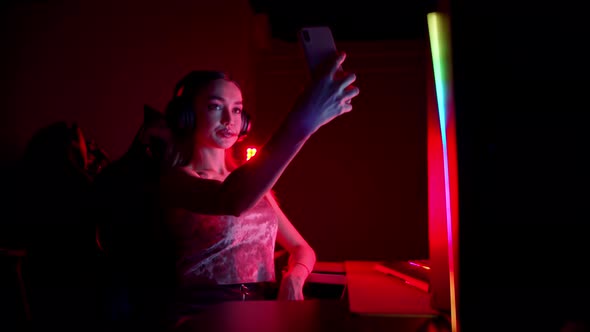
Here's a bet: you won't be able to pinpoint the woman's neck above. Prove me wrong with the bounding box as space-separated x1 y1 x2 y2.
188 147 228 176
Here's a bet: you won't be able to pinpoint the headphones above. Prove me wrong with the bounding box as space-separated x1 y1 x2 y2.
165 80 251 141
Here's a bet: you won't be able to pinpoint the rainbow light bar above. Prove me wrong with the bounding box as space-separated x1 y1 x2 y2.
427 11 459 332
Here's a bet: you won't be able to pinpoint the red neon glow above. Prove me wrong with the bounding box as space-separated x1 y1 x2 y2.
409 261 431 270
246 147 257 161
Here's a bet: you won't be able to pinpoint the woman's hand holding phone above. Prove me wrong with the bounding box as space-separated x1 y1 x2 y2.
289 52 360 137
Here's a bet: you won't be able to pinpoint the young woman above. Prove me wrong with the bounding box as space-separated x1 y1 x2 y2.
157 53 359 323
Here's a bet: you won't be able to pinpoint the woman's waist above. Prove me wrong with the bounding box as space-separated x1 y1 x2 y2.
178 267 276 287
177 245 275 273
174 281 277 304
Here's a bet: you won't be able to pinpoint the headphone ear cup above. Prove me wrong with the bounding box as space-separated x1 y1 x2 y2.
180 99 195 132
239 111 251 138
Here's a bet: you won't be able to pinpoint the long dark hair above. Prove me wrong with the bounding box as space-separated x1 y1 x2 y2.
164 70 242 169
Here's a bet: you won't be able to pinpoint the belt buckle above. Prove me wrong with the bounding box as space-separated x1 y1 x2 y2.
240 284 250 301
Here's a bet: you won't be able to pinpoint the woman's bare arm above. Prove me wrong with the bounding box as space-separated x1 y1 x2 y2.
160 54 359 216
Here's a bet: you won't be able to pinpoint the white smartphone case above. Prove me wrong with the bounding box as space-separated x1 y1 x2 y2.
298 26 340 75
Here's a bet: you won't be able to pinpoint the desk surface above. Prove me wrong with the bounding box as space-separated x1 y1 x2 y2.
173 300 434 332
345 261 438 316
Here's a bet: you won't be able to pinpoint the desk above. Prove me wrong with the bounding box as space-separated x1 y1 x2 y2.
307 261 347 285
173 300 434 332
172 261 447 332
345 261 438 316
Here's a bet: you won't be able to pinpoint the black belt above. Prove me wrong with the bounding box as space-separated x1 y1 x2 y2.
223 282 271 301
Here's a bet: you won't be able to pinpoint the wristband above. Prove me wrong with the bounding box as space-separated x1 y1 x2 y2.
294 262 311 275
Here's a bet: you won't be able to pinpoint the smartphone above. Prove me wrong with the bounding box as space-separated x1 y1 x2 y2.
298 26 342 76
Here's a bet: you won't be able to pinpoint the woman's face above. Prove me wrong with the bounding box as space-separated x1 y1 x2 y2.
193 79 243 150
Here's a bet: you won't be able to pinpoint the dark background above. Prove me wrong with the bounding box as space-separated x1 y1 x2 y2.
250 0 429 41
1 0 589 330
450 1 589 331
